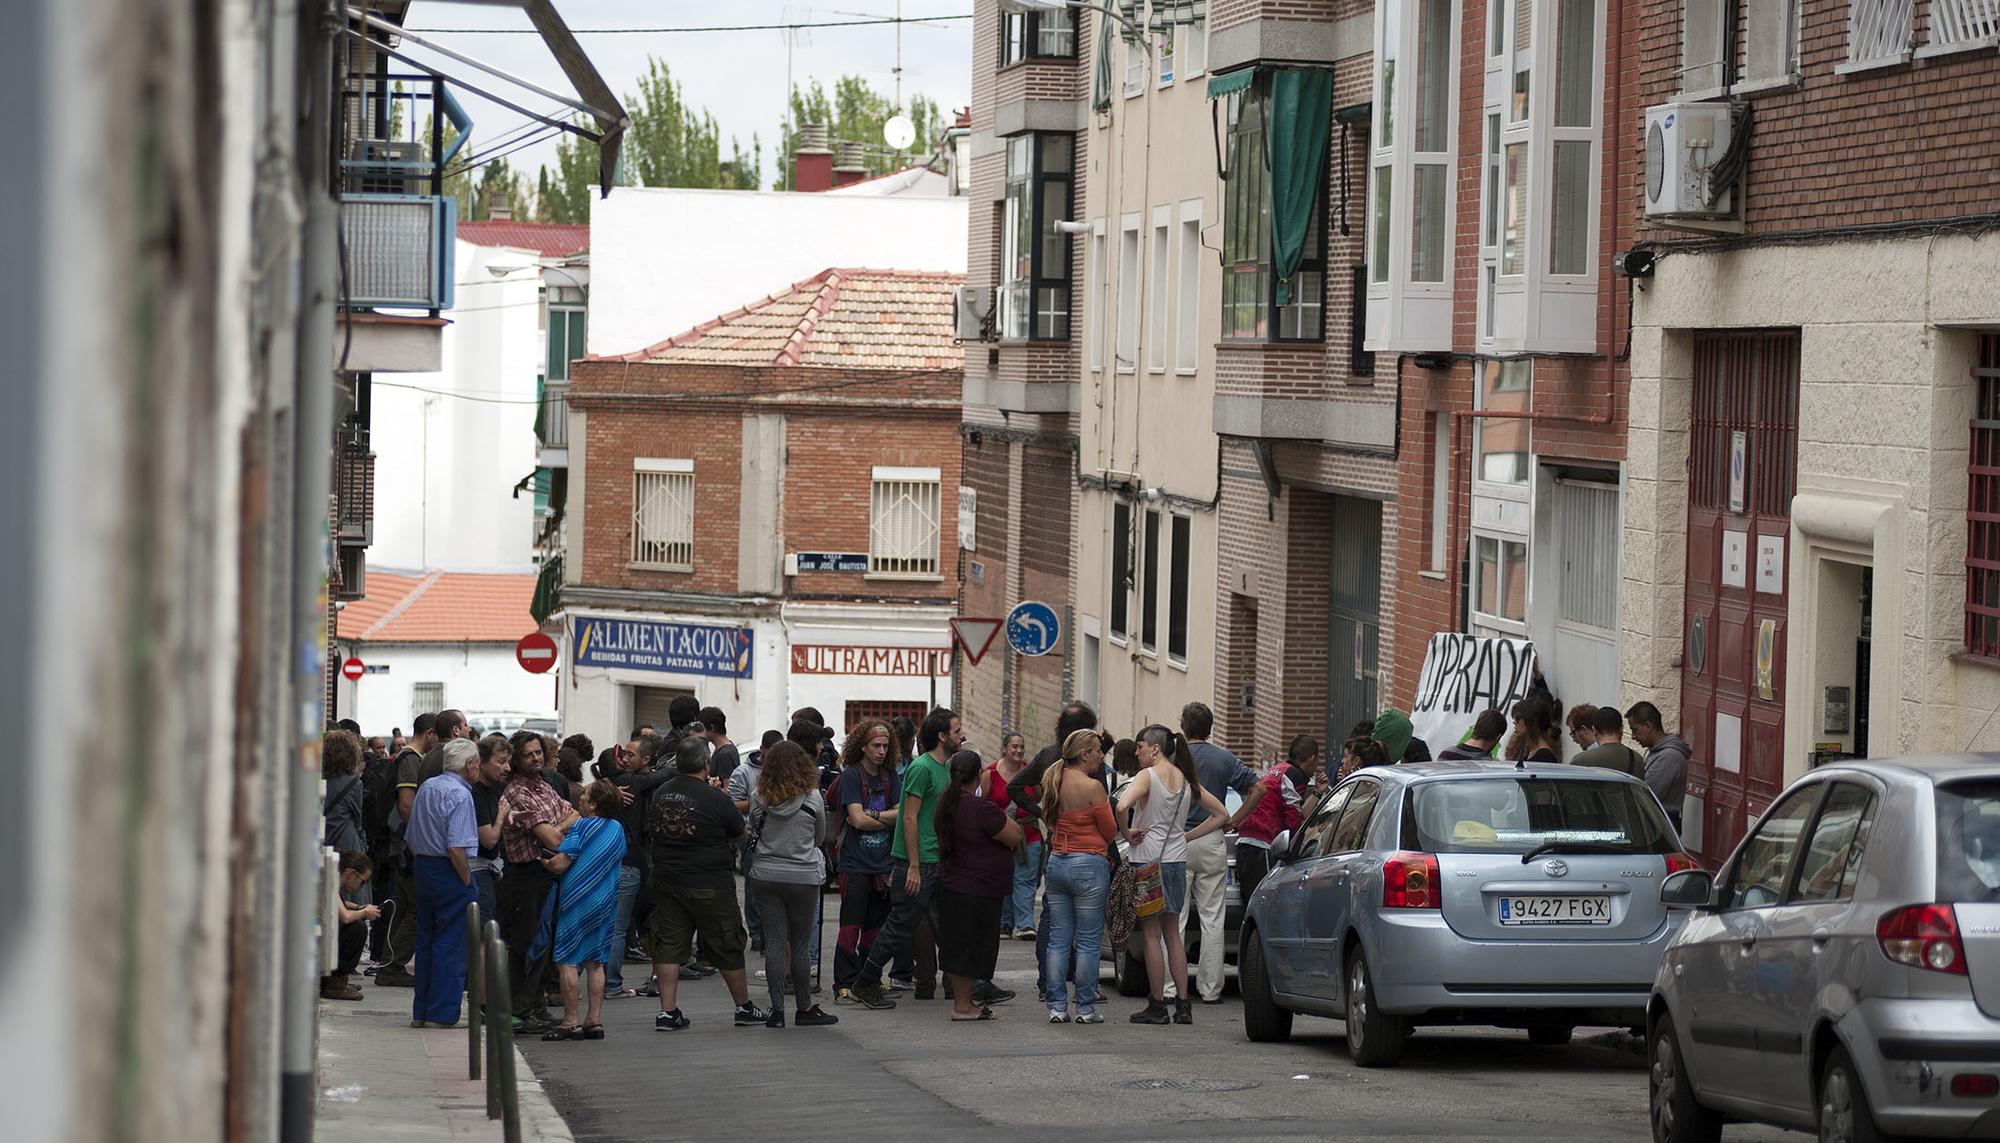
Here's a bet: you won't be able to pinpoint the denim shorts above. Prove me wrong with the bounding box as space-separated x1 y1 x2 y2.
1160 861 1188 916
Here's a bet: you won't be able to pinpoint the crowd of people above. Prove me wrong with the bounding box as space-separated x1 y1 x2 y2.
318 687 1691 1036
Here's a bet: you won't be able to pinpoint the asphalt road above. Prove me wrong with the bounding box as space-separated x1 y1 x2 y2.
519 891 1800 1143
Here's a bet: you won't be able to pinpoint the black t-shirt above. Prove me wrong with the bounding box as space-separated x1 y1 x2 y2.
471 780 502 862
647 773 745 889
611 768 673 868
708 742 742 787
939 795 1012 897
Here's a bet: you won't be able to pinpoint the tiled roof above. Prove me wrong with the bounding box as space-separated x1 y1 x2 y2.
336 570 539 644
603 268 963 372
457 221 589 259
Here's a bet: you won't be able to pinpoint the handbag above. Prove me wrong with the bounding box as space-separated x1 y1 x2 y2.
1132 860 1166 918
1105 861 1138 953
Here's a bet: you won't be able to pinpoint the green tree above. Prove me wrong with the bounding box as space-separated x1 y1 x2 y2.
774 76 944 190
425 116 529 220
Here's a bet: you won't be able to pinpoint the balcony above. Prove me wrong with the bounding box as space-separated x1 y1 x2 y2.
538 381 569 463
334 445 375 546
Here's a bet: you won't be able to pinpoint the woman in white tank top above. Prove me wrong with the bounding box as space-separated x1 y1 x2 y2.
1116 725 1229 1025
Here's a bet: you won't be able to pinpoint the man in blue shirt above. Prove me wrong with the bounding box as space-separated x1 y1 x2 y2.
1180 702 1257 1005
405 738 481 1027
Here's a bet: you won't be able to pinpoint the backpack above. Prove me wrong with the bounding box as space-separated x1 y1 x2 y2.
360 751 405 856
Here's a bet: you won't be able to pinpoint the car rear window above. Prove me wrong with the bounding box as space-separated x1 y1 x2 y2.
1406 777 1679 855
1936 780 2000 903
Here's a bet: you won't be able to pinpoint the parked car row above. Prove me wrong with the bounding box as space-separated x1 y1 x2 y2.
1237 753 2000 1143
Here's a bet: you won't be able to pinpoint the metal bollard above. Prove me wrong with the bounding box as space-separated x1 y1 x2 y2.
484 920 504 1121
484 926 522 1143
465 901 482 1082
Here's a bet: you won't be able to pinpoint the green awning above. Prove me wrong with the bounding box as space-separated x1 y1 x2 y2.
1205 67 1257 100
530 554 562 626
1269 67 1335 284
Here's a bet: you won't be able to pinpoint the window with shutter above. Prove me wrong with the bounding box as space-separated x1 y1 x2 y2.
870 467 942 578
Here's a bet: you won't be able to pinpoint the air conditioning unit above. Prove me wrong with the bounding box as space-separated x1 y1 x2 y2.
955 285 993 342
1643 102 1738 219
348 138 425 195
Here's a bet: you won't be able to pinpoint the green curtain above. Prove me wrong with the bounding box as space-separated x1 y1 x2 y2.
1092 5 1114 109
533 374 547 441
1267 67 1334 284
530 554 562 626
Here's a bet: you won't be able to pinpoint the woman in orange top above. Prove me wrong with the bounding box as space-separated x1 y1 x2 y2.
1038 728 1119 1025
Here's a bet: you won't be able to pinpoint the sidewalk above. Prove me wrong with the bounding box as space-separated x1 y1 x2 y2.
315 977 573 1143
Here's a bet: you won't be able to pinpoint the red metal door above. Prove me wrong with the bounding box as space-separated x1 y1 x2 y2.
1682 332 1799 865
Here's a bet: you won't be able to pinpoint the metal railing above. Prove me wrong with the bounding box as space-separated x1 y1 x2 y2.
465 902 521 1143
334 445 373 543
538 383 569 449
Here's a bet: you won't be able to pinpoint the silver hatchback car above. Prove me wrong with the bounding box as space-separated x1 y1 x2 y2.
1241 761 1697 1067
1648 754 2000 1143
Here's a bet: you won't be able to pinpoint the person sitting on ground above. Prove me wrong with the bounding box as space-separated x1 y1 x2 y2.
541 779 627 1041
935 750 1023 1022
1437 709 1508 761
321 850 381 1001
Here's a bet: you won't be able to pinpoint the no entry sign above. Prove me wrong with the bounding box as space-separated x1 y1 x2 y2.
340 657 365 682
516 631 559 674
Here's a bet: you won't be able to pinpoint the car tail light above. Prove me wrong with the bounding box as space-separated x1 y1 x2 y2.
1665 853 1702 874
1951 1074 1999 1098
1383 852 1442 909
1876 904 1968 975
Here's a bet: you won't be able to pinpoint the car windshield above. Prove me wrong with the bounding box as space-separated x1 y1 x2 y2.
1936 779 2000 903
1407 777 1678 855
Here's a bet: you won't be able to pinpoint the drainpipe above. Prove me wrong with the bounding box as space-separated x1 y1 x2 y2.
280 4 337 1140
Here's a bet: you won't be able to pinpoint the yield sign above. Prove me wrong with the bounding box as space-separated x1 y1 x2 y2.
949 617 1004 666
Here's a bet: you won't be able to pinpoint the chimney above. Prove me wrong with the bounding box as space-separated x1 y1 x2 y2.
487 188 512 221
793 122 833 192
832 141 868 187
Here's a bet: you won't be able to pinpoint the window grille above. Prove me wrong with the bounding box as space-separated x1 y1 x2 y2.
1555 480 1619 630
1931 0 2000 46
1848 0 1914 64
1968 335 2000 658
870 468 942 578
632 460 694 569
411 682 445 719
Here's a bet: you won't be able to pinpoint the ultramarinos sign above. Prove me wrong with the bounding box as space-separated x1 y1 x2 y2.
789 645 951 677
1409 633 1538 757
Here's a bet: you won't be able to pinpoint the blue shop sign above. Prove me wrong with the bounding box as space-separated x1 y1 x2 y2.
574 616 754 678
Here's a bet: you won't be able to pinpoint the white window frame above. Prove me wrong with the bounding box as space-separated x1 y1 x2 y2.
1921 0 1999 55
1148 208 1171 373
1470 529 1531 636
1088 220 1107 371
1427 411 1451 574
1158 17 1175 86
1175 200 1202 373
1124 28 1147 97
868 466 943 580
1472 360 1534 500
1181 12 1208 77
631 457 695 571
1475 0 1602 354
1365 0 1459 352
1841 0 1914 70
1117 214 1141 373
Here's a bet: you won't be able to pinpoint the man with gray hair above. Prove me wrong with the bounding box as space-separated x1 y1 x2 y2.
404 737 480 1027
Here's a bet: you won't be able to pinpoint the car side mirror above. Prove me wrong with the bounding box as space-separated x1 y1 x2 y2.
1660 869 1717 910
1270 830 1293 864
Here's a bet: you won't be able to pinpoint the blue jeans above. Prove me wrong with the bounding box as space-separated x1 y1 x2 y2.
1007 838 1043 930
412 855 477 1025
472 866 498 935
604 865 642 991
1042 852 1111 1009
739 840 762 941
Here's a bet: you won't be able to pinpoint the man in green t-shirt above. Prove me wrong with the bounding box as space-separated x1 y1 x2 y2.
850 707 962 1008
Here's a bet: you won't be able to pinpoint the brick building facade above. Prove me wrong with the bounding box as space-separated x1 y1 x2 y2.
559 268 966 742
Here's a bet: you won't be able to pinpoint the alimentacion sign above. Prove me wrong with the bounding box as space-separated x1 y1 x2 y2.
574 617 754 678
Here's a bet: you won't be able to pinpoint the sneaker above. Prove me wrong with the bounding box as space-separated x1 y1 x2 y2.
1015 928 1037 941
764 1010 785 1029
834 987 854 1005
849 982 897 1010
885 975 916 992
654 1009 690 1031
1173 999 1194 1025
636 977 660 998
374 969 415 988
795 1005 839 1027
1048 1008 1070 1024
1075 1007 1106 1024
1129 1001 1171 1025
972 984 1017 1006
682 961 716 980
1000 924 1014 938
624 944 649 964
515 1014 557 1035
602 987 637 1000
734 1002 770 1026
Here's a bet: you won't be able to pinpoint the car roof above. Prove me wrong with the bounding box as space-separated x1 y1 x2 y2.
1351 760 1645 785
1808 753 2000 785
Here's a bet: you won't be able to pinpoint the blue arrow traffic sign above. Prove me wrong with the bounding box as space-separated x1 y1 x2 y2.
1006 600 1061 658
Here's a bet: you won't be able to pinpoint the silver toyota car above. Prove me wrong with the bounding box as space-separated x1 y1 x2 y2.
1648 754 2000 1143
1241 760 1697 1067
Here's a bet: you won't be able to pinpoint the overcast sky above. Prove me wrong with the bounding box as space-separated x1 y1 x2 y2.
399 1 974 192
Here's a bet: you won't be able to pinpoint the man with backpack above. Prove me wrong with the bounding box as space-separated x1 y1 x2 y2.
373 712 439 986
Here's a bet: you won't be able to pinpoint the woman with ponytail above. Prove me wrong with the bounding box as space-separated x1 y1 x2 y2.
1117 727 1230 1026
1037 728 1118 1024
934 750 1023 1021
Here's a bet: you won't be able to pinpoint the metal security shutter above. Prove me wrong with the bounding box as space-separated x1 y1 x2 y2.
634 686 693 734
1554 479 1619 630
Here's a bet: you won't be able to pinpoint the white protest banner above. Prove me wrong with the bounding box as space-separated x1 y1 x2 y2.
1409 633 1539 757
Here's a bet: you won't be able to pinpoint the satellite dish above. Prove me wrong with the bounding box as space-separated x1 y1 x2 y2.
883 114 916 150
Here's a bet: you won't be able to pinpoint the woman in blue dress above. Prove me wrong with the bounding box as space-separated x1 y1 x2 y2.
542 778 626 1040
